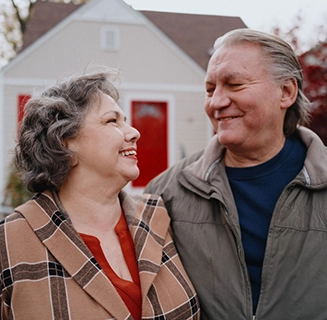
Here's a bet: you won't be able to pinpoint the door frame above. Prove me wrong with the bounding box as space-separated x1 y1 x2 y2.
123 93 175 193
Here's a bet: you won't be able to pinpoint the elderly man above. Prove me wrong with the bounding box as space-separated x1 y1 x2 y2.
145 29 327 320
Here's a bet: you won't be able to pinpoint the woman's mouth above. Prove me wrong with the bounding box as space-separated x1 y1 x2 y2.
120 150 137 157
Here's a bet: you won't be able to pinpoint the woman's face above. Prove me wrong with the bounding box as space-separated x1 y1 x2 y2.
66 93 140 187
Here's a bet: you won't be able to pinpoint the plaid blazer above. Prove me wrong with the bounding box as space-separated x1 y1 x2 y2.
0 191 199 320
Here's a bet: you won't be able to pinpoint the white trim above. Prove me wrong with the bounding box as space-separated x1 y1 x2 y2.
76 0 146 24
123 92 175 194
3 77 204 93
3 77 56 87
122 82 204 92
0 73 4 208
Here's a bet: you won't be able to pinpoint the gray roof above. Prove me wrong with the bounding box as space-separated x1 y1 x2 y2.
21 1 82 51
141 11 247 69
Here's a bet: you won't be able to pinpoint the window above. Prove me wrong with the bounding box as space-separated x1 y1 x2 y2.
101 26 120 51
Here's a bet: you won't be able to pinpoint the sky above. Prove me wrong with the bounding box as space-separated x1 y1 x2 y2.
123 0 327 52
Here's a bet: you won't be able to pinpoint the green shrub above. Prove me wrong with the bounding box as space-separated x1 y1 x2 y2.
3 160 32 208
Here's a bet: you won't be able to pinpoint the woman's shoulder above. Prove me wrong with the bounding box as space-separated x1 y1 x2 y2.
0 209 39 267
0 210 28 229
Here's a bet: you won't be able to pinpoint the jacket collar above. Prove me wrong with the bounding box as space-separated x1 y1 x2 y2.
15 191 169 318
183 134 225 182
179 126 327 194
177 134 227 200
297 126 327 188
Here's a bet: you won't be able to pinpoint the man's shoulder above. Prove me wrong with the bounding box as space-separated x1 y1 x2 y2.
169 150 204 174
145 150 204 195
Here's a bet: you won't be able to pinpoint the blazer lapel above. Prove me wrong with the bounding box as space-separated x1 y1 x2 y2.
16 192 130 320
121 192 170 300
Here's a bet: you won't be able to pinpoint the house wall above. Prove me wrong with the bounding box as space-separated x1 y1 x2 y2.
5 21 205 82
0 1 210 209
0 83 34 212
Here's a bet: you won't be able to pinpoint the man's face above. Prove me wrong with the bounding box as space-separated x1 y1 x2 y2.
204 42 291 165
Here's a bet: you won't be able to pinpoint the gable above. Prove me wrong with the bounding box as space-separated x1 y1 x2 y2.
3 0 205 81
18 0 247 71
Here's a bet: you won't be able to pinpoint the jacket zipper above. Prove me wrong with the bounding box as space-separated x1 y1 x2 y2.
221 204 254 319
251 185 297 320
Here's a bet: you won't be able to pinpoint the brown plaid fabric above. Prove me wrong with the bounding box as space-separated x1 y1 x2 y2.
0 191 200 319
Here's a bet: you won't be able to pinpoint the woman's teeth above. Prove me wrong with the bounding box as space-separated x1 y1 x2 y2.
120 150 136 156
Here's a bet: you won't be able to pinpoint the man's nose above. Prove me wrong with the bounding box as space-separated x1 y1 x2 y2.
210 87 231 109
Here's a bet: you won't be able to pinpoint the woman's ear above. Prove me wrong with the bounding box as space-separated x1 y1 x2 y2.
280 78 298 109
69 154 79 167
64 139 79 167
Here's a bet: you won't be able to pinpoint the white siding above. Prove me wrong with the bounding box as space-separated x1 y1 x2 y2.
0 0 211 206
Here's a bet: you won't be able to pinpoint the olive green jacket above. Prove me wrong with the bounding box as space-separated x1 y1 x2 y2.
145 126 327 320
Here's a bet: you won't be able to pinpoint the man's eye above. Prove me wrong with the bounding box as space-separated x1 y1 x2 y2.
206 88 214 95
107 118 117 123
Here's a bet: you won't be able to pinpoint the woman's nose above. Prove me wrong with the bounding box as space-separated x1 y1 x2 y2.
126 124 140 142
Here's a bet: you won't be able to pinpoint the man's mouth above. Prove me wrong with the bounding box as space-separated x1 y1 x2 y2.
218 116 238 121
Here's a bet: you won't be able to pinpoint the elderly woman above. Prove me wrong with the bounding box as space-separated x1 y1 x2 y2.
0 70 200 319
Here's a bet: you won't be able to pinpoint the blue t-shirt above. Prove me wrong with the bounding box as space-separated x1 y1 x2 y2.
225 134 307 313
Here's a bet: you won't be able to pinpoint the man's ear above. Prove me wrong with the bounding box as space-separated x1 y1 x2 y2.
281 78 298 109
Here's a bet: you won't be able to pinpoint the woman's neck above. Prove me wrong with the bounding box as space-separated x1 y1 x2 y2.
57 183 122 235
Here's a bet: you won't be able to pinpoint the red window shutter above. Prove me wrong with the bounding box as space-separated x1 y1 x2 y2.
17 94 31 134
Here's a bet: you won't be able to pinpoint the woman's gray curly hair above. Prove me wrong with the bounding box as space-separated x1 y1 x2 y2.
213 28 312 136
15 70 120 193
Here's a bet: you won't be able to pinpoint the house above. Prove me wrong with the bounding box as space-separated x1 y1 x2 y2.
0 0 246 210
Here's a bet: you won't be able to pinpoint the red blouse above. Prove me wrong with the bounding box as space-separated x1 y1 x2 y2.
80 213 142 320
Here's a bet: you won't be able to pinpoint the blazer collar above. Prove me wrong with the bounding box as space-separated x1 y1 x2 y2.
15 192 130 320
16 191 171 317
119 191 171 300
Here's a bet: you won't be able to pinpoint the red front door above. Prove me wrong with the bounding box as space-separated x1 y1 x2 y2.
131 101 168 187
